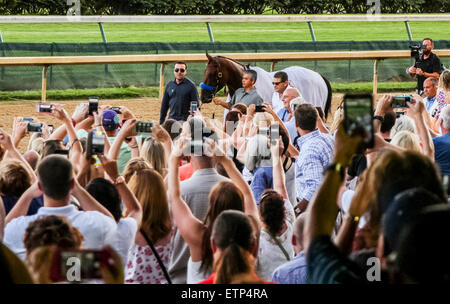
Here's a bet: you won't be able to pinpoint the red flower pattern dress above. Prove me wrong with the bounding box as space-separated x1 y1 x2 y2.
124 231 173 284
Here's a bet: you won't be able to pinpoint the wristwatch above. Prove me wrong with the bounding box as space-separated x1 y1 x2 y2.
373 115 384 123
323 163 345 180
113 175 125 185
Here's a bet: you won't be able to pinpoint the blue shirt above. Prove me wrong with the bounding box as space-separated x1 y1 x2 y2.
295 130 334 201
277 108 291 122
433 133 450 175
285 118 298 144
250 166 273 204
271 251 308 284
424 95 437 113
2 195 43 216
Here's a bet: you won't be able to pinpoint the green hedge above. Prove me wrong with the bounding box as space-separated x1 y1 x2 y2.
0 0 449 15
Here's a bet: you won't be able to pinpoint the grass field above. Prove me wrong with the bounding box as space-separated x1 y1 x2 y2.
0 18 447 100
0 21 449 43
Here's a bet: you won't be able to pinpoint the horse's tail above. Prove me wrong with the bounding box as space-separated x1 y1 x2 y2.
320 74 332 120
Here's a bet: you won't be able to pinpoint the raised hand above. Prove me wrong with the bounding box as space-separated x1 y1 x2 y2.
118 118 138 138
171 136 190 160
333 124 364 167
375 94 393 116
97 154 120 181
72 103 89 124
152 124 171 143
0 128 14 150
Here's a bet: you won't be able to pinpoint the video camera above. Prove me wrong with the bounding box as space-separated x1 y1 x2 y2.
409 43 427 65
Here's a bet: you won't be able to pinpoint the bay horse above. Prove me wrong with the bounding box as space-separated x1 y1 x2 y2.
200 53 332 119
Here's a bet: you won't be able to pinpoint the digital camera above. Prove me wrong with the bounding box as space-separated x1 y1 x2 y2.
86 130 105 159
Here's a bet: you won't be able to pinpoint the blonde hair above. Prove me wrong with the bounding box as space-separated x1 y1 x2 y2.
140 137 166 177
253 112 274 129
390 115 416 139
438 69 450 91
27 134 45 156
127 169 171 243
123 157 151 184
391 130 421 152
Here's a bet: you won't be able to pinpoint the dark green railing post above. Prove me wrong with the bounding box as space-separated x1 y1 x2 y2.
206 22 214 43
0 31 5 80
99 22 109 75
49 43 54 88
307 21 318 71
405 21 413 41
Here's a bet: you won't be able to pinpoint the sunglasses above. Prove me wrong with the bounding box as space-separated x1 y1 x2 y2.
174 68 186 73
272 82 281 85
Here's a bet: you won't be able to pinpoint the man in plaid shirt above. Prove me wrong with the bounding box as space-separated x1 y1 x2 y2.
294 104 334 215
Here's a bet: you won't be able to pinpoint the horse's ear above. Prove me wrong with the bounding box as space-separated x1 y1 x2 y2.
206 51 213 63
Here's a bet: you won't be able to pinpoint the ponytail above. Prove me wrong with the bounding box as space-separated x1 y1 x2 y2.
213 242 254 284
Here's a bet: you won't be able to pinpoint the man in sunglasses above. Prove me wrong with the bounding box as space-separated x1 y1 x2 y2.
159 61 199 125
271 71 294 114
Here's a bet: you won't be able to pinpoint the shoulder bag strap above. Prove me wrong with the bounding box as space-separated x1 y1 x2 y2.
140 229 172 284
262 228 291 261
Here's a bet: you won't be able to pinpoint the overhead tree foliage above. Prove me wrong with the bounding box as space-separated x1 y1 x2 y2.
0 0 448 15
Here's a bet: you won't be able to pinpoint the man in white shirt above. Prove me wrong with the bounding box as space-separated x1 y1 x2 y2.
3 155 117 260
271 71 293 114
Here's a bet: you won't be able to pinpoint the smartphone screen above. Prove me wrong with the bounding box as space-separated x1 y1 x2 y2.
343 94 374 149
36 103 53 113
392 96 411 108
255 105 265 113
27 122 43 133
88 97 99 115
190 101 199 113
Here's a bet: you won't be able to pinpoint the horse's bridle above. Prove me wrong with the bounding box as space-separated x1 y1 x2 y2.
200 70 223 98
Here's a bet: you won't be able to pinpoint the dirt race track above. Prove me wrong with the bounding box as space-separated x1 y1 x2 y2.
0 93 346 153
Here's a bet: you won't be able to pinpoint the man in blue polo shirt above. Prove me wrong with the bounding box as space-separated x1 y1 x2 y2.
159 61 199 124
423 77 438 113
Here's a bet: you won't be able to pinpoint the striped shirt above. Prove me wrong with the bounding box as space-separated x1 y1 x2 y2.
295 129 334 202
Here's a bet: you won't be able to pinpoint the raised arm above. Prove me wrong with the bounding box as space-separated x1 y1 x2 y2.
108 118 138 161
406 96 435 161
0 196 4 240
271 137 288 200
0 128 36 182
99 154 142 225
4 182 43 225
168 137 205 257
48 104 83 156
262 102 299 158
304 126 363 253
151 124 173 169
334 171 372 255
12 117 28 149
71 177 114 219
373 95 393 134
206 138 260 222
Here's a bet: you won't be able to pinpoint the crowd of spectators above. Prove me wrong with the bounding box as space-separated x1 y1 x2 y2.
1 61 449 285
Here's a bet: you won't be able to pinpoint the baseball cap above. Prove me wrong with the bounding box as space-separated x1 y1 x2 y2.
102 110 119 131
